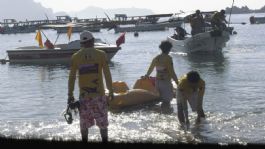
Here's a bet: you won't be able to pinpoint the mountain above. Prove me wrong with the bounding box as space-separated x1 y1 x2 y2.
0 0 56 22
0 0 154 22
225 5 265 14
68 6 154 19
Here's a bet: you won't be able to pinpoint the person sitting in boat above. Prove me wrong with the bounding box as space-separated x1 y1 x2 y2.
176 71 206 129
172 26 187 40
143 40 179 114
190 10 205 36
210 9 228 30
44 39 54 49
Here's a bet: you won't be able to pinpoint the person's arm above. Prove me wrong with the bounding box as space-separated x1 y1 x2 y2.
145 57 156 77
167 57 179 85
68 55 77 103
198 79 205 99
102 52 113 99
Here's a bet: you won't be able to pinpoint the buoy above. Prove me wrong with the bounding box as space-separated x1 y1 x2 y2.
233 31 237 35
134 32 139 37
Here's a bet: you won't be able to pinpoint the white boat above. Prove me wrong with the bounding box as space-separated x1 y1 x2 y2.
167 29 230 53
114 20 183 33
6 38 121 64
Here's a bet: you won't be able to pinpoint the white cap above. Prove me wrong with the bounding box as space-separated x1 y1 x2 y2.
80 30 94 43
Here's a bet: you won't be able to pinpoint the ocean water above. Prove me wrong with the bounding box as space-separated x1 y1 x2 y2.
0 13 265 144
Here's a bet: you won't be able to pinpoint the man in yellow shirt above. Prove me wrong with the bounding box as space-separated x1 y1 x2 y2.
176 71 205 128
144 40 179 114
67 31 113 142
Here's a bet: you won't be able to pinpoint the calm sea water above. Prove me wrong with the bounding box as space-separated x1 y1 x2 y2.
1 13 265 144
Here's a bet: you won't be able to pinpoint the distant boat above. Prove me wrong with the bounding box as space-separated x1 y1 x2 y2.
55 24 101 33
167 28 230 53
114 20 183 33
0 19 37 34
42 23 101 33
249 16 265 24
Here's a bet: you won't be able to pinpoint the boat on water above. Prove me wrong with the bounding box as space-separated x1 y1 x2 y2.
167 28 230 53
6 30 124 64
0 19 37 34
50 23 102 33
114 20 183 33
249 16 265 24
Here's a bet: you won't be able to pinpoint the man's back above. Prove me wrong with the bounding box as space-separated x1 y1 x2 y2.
69 48 111 98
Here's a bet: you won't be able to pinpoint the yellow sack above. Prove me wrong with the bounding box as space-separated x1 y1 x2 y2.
109 89 159 109
133 78 159 96
112 81 129 93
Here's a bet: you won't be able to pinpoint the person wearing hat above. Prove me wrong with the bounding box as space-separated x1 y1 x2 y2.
143 40 179 114
176 71 205 129
67 30 114 142
190 9 205 36
210 9 228 30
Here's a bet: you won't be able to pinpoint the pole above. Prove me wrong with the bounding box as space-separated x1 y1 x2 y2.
40 29 48 40
228 0 235 27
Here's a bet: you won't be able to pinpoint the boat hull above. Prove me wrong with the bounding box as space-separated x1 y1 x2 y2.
114 21 183 33
55 26 101 33
7 46 120 64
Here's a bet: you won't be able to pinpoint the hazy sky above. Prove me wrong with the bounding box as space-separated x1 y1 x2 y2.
34 0 264 13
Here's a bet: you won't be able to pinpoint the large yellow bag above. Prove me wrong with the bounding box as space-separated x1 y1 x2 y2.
109 78 160 109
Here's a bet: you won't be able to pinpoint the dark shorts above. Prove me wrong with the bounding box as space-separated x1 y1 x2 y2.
79 96 108 129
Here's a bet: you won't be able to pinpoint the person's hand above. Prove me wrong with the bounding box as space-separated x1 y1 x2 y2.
108 92 114 101
67 96 75 104
141 75 149 79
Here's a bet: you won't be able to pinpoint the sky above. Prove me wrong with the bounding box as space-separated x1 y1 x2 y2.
34 0 265 13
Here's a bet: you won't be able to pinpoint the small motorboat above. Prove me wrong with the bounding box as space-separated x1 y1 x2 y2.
167 28 230 53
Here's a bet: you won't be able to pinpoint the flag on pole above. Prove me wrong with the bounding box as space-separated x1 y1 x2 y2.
67 26 72 41
35 30 43 48
116 32 125 47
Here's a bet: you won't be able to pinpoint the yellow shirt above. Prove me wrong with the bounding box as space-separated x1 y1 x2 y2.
146 54 178 82
177 74 205 98
68 48 113 98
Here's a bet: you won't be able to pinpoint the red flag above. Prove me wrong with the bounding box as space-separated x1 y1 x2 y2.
116 32 125 47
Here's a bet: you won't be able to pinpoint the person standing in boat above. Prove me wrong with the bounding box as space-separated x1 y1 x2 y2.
143 40 179 114
67 30 114 142
210 9 228 30
190 10 205 36
176 71 205 128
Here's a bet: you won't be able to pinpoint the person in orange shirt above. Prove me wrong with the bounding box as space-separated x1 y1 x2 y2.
176 71 205 128
143 40 179 114
68 31 113 142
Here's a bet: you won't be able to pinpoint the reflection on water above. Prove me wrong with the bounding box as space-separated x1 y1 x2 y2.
185 52 228 73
